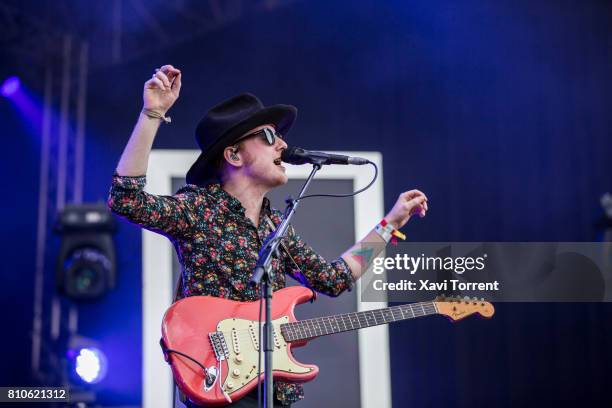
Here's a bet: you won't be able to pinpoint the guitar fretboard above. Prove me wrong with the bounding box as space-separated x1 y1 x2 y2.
280 301 438 342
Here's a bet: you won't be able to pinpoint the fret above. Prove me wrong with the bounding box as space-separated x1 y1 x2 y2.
340 315 349 331
326 316 334 334
302 320 312 338
307 319 317 337
355 312 364 327
282 325 292 342
321 317 331 335
346 314 355 330
350 313 361 329
406 305 415 318
370 311 378 325
412 305 423 317
298 321 307 339
297 321 305 339
315 319 322 336
291 322 299 340
333 315 343 332
311 319 322 337
288 326 296 342
311 319 320 337
282 301 439 343
343 315 351 331
286 323 292 340
375 310 382 324
329 316 339 333
328 316 337 334
315 319 324 337
361 311 370 326
327 316 336 333
368 311 377 325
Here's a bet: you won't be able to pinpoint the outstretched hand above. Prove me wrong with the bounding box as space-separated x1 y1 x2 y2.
143 64 182 114
385 189 428 229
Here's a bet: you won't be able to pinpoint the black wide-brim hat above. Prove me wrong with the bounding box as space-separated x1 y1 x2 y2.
186 93 297 186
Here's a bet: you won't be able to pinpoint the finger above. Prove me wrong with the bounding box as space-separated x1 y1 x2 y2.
146 77 165 90
171 72 182 94
160 64 174 71
155 71 171 89
401 189 426 201
406 196 427 212
160 64 181 75
408 195 427 205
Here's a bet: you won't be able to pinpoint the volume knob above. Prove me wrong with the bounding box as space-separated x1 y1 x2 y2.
234 354 243 364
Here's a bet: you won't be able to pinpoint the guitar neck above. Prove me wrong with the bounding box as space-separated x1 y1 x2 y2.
280 301 438 342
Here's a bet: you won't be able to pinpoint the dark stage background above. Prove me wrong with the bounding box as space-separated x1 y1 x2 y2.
1 0 612 406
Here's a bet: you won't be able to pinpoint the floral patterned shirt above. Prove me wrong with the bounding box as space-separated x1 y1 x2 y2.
107 175 354 406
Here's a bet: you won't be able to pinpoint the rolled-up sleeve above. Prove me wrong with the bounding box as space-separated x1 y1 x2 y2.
283 224 354 297
107 174 196 238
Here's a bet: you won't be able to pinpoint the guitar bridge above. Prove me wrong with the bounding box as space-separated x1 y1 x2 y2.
209 331 229 361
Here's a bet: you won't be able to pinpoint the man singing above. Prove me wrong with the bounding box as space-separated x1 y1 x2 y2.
108 64 428 407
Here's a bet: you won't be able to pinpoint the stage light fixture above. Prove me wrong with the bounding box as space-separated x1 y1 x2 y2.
66 335 108 394
56 204 116 300
1 76 21 97
74 347 107 384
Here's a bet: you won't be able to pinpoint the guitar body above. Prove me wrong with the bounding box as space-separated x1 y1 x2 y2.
161 286 319 406
161 284 495 406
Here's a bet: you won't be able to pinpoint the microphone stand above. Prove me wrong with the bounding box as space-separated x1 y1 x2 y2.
250 162 323 408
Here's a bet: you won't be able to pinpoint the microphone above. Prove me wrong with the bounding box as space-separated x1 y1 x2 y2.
281 147 370 166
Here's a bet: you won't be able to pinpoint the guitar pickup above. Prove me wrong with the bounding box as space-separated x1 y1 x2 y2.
248 325 259 351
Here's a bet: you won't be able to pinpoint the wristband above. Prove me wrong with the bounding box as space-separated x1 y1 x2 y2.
374 219 406 244
142 108 171 124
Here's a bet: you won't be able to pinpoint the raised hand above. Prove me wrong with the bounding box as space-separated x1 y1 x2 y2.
143 64 182 114
385 189 428 229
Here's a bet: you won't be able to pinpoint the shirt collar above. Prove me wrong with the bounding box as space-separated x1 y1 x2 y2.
205 183 272 217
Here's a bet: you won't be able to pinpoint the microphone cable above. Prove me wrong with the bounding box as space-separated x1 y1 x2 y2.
289 160 378 205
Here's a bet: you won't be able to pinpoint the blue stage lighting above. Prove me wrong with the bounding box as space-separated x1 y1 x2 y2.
1 76 21 97
73 347 107 384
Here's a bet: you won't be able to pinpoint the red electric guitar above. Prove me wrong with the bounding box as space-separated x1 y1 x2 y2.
161 286 494 406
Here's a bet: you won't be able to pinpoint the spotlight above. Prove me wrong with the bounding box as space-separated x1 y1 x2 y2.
56 204 116 300
1 76 21 97
66 336 108 391
74 348 107 384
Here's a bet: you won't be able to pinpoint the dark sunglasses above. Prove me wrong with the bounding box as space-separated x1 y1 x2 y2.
237 128 283 146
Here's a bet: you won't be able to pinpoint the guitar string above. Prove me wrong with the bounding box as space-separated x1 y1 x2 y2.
213 302 439 342
203 303 443 360
215 302 438 338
